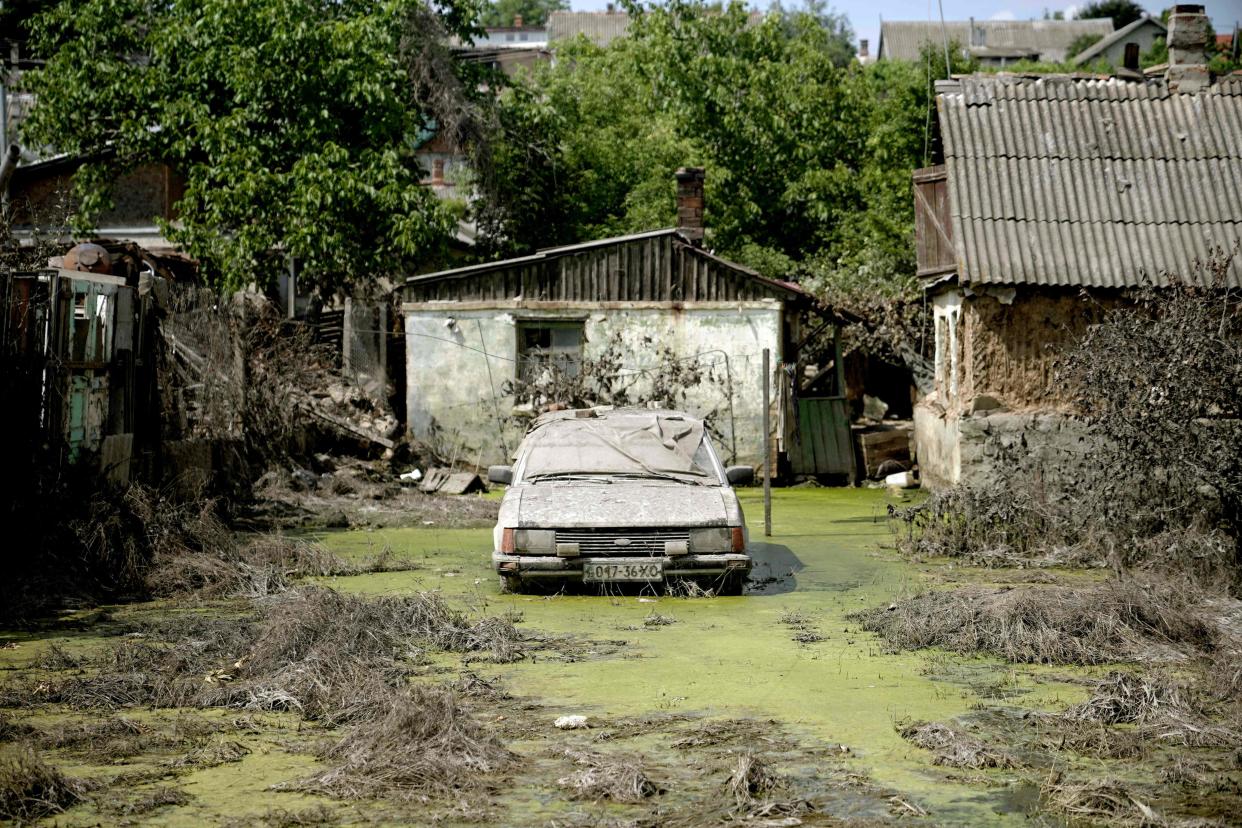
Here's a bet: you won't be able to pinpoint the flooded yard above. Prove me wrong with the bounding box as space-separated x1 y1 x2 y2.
1 488 1234 825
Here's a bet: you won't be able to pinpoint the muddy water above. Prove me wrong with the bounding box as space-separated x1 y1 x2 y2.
317 488 1087 824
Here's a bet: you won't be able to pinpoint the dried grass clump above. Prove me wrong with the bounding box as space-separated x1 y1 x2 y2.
145 533 354 599
1045 724 1148 760
100 785 193 816
727 752 784 806
0 749 92 822
557 749 661 803
247 588 523 676
1065 672 1188 725
854 580 1216 665
899 721 1020 769
300 685 512 800
1040 776 1162 824
168 739 251 769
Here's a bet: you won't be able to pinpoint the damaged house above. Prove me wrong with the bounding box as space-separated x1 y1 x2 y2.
911 5 1242 489
402 168 856 478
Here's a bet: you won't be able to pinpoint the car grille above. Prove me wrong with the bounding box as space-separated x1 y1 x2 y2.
554 528 691 556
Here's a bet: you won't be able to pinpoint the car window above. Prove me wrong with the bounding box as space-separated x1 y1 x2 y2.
519 415 718 483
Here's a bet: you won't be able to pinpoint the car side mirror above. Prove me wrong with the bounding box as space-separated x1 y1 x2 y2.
487 465 514 485
725 466 754 486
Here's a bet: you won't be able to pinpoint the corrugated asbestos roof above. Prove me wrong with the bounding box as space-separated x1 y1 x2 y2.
940 74 1242 288
547 11 631 46
879 19 1114 62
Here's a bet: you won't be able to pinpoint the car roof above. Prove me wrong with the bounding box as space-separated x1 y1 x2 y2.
528 407 704 432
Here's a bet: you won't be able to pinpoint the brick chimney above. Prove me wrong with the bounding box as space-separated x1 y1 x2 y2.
675 167 705 245
513 13 523 27
1166 4 1211 92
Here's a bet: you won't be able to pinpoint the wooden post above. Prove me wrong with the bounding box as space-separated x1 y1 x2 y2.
763 347 772 537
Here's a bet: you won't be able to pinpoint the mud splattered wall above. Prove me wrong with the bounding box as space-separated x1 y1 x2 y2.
403 303 783 468
962 288 1114 411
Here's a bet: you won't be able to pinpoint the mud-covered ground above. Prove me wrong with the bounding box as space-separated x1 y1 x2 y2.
2 488 1239 826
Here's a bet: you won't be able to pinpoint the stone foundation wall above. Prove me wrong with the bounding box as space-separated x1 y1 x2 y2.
915 404 1100 491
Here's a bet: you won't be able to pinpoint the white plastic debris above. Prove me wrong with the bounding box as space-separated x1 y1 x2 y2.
554 715 589 730
399 468 423 482
884 470 918 489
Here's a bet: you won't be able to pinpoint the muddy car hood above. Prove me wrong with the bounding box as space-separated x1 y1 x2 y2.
503 481 741 529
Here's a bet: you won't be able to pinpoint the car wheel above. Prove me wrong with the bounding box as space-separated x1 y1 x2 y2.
715 572 745 596
498 573 524 594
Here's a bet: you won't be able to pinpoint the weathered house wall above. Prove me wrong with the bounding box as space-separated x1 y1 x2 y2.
915 287 1116 488
404 302 782 467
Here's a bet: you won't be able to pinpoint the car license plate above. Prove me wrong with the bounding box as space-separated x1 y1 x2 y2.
582 560 663 582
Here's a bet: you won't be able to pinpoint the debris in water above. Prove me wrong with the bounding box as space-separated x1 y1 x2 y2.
555 715 590 730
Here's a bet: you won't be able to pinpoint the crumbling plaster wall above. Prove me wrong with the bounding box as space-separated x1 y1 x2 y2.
403 303 782 467
916 286 1116 490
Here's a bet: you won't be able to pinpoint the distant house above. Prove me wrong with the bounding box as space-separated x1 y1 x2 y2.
1072 15 1165 66
878 18 1114 65
909 6 1242 489
547 9 633 47
400 169 856 479
8 154 185 254
473 19 548 50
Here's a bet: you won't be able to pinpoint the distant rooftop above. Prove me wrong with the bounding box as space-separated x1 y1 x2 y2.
547 10 631 47
879 19 1114 63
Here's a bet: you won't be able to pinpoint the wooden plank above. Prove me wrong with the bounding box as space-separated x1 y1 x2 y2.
858 428 911 478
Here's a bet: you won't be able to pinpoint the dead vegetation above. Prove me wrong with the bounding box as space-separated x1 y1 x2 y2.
0 583 535 812
299 685 513 801
1039 776 1166 826
892 257 1242 601
0 748 93 822
726 751 784 806
852 579 1216 665
898 721 1020 769
556 749 662 803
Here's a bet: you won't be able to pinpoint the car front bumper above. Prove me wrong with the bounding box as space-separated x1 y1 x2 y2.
492 552 752 580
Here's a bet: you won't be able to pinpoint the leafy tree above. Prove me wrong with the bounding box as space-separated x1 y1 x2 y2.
1066 32 1105 61
477 0 960 312
20 0 486 297
480 0 567 27
1076 0 1145 28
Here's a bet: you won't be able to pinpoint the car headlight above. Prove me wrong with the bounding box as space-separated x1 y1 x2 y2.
689 527 731 553
515 529 555 554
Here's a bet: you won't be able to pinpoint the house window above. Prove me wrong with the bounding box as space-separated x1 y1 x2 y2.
517 321 584 380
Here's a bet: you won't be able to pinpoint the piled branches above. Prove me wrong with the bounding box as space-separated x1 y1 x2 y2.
852 580 1216 665
4 586 525 807
0 749 93 822
302 686 512 801
556 749 662 803
502 331 724 418
898 721 1020 769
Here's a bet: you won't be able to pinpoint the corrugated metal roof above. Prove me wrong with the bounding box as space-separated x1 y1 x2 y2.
547 11 631 46
939 75 1242 288
879 19 1114 62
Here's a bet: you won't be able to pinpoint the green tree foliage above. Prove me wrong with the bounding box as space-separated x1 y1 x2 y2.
478 0 966 311
480 0 567 27
19 0 484 297
1076 0 1145 28
1066 32 1105 61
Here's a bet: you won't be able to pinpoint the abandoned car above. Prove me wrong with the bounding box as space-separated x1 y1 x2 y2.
488 408 754 594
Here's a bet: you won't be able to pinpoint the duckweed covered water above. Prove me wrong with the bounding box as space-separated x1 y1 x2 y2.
315 488 1089 824
1 488 1098 825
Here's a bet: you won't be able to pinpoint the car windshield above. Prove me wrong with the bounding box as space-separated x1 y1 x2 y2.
519 413 720 485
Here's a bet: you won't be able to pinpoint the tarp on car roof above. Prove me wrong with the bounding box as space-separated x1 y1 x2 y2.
521 412 712 480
